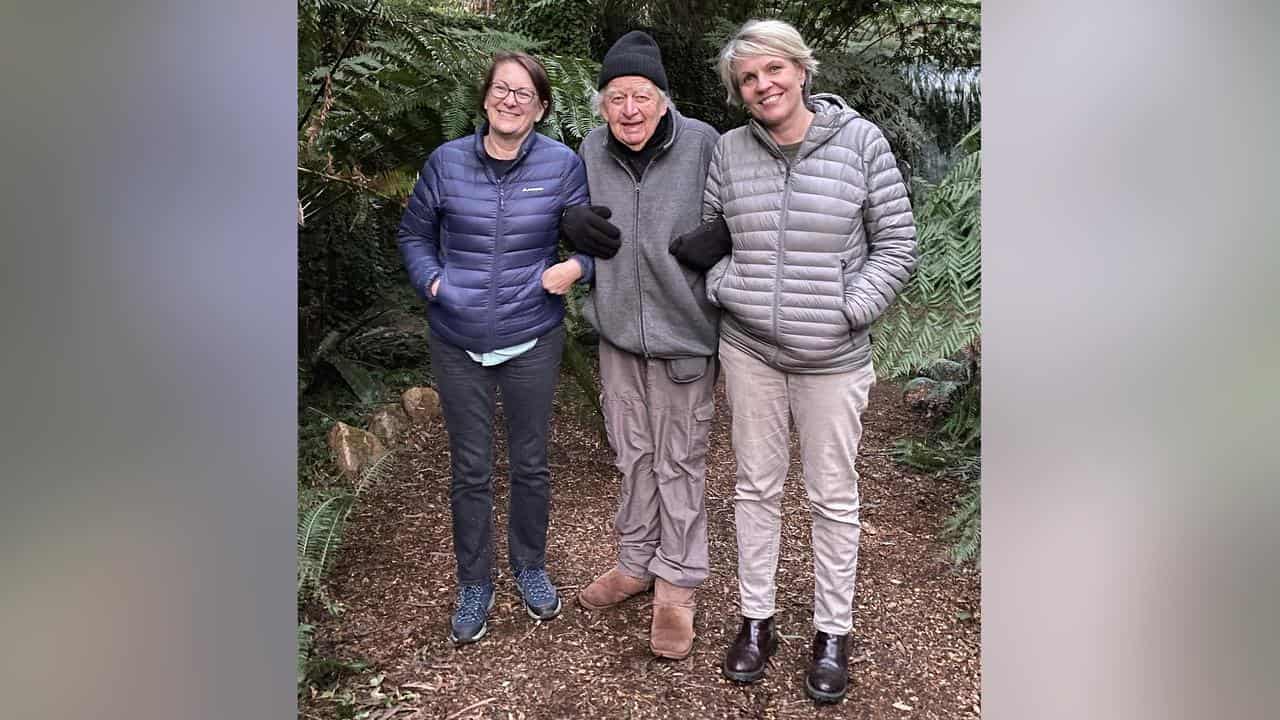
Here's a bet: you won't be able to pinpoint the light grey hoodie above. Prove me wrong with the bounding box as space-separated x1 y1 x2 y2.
704 93 919 373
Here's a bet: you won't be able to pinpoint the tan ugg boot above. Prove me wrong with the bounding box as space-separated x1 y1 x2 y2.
578 567 652 610
650 578 696 659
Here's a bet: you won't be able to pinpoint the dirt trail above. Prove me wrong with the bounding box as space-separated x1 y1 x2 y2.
303 375 980 719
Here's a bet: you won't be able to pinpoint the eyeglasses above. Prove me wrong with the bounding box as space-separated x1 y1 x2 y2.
489 83 537 105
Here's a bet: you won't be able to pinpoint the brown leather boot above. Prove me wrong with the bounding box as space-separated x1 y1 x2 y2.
722 616 777 683
577 567 652 610
649 578 696 659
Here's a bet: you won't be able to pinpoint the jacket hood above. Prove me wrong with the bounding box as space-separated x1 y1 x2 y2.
804 92 860 145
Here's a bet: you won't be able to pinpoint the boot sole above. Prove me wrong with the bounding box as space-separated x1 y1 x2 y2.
804 676 848 704
651 640 694 660
577 585 653 611
524 595 562 621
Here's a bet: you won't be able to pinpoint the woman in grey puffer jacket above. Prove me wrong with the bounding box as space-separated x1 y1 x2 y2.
699 19 918 703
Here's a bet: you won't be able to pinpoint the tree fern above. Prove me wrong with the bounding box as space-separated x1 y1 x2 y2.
299 1 601 231
872 125 980 379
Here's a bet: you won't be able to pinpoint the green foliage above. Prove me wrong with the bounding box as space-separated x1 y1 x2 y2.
839 0 981 68
894 434 980 566
872 125 980 379
298 622 315 688
817 50 930 167
298 0 603 367
941 457 980 565
298 449 400 612
894 359 980 565
496 0 600 58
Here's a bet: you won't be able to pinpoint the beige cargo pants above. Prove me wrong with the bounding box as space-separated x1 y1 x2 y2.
599 340 715 588
719 340 876 635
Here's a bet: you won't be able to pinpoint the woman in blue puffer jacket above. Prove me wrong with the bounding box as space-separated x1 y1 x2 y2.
396 50 593 646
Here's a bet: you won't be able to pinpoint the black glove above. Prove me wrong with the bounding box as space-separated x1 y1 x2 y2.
561 205 621 259
669 216 731 271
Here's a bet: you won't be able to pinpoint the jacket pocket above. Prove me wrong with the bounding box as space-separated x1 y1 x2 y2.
707 256 736 307
666 356 709 384
430 268 452 307
682 400 715 470
838 258 865 332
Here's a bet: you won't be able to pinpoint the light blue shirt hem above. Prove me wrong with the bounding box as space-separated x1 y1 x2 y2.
466 337 538 367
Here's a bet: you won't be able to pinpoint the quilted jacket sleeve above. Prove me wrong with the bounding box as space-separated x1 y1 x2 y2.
396 156 445 302
560 154 595 286
844 124 919 328
702 139 730 307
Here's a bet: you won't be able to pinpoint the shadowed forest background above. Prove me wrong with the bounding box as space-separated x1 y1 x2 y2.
297 1 980 717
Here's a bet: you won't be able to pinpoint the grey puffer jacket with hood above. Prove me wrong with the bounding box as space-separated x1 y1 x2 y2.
704 93 918 373
580 107 721 360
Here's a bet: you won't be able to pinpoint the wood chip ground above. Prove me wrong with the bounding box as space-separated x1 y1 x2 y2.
301 371 980 719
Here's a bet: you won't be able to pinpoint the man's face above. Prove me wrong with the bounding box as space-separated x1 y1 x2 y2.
602 76 668 151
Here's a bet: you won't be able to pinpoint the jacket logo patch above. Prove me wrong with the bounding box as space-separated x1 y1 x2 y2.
521 186 545 193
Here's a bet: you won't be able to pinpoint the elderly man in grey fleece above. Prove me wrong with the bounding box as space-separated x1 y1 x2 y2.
558 30 726 660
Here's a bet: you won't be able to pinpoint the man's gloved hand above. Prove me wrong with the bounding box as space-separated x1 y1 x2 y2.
561 205 621 259
669 216 732 272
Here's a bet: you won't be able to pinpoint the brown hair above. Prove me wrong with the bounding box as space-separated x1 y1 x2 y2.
480 51 553 121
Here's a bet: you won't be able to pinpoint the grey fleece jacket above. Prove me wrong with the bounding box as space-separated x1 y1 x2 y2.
580 107 721 359
704 93 918 373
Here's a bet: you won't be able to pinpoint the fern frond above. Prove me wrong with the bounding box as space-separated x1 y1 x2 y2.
873 127 981 378
354 449 398 495
297 622 315 687
297 492 355 599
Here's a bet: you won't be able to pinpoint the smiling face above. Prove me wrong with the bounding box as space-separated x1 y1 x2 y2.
601 75 669 151
734 54 807 133
483 60 546 142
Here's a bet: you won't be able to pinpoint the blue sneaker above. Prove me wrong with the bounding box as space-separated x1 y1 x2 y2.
514 567 562 620
449 583 496 645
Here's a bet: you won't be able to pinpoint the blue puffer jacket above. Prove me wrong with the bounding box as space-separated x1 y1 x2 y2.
397 125 592 352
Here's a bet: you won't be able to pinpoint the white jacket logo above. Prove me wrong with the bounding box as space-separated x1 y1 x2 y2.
521 186 544 193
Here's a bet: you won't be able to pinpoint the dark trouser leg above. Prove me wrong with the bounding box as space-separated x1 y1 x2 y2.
430 330 497 586
497 325 565 573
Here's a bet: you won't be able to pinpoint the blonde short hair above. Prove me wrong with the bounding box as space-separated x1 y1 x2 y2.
716 19 819 107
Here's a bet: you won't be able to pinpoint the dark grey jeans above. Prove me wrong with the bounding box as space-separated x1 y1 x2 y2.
429 325 565 586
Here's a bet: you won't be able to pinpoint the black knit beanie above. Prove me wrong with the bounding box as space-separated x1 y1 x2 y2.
597 30 669 92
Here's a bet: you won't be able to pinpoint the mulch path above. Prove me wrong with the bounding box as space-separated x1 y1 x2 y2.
301 371 981 719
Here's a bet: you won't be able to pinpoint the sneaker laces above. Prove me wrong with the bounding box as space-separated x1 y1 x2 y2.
515 568 557 606
453 584 491 626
